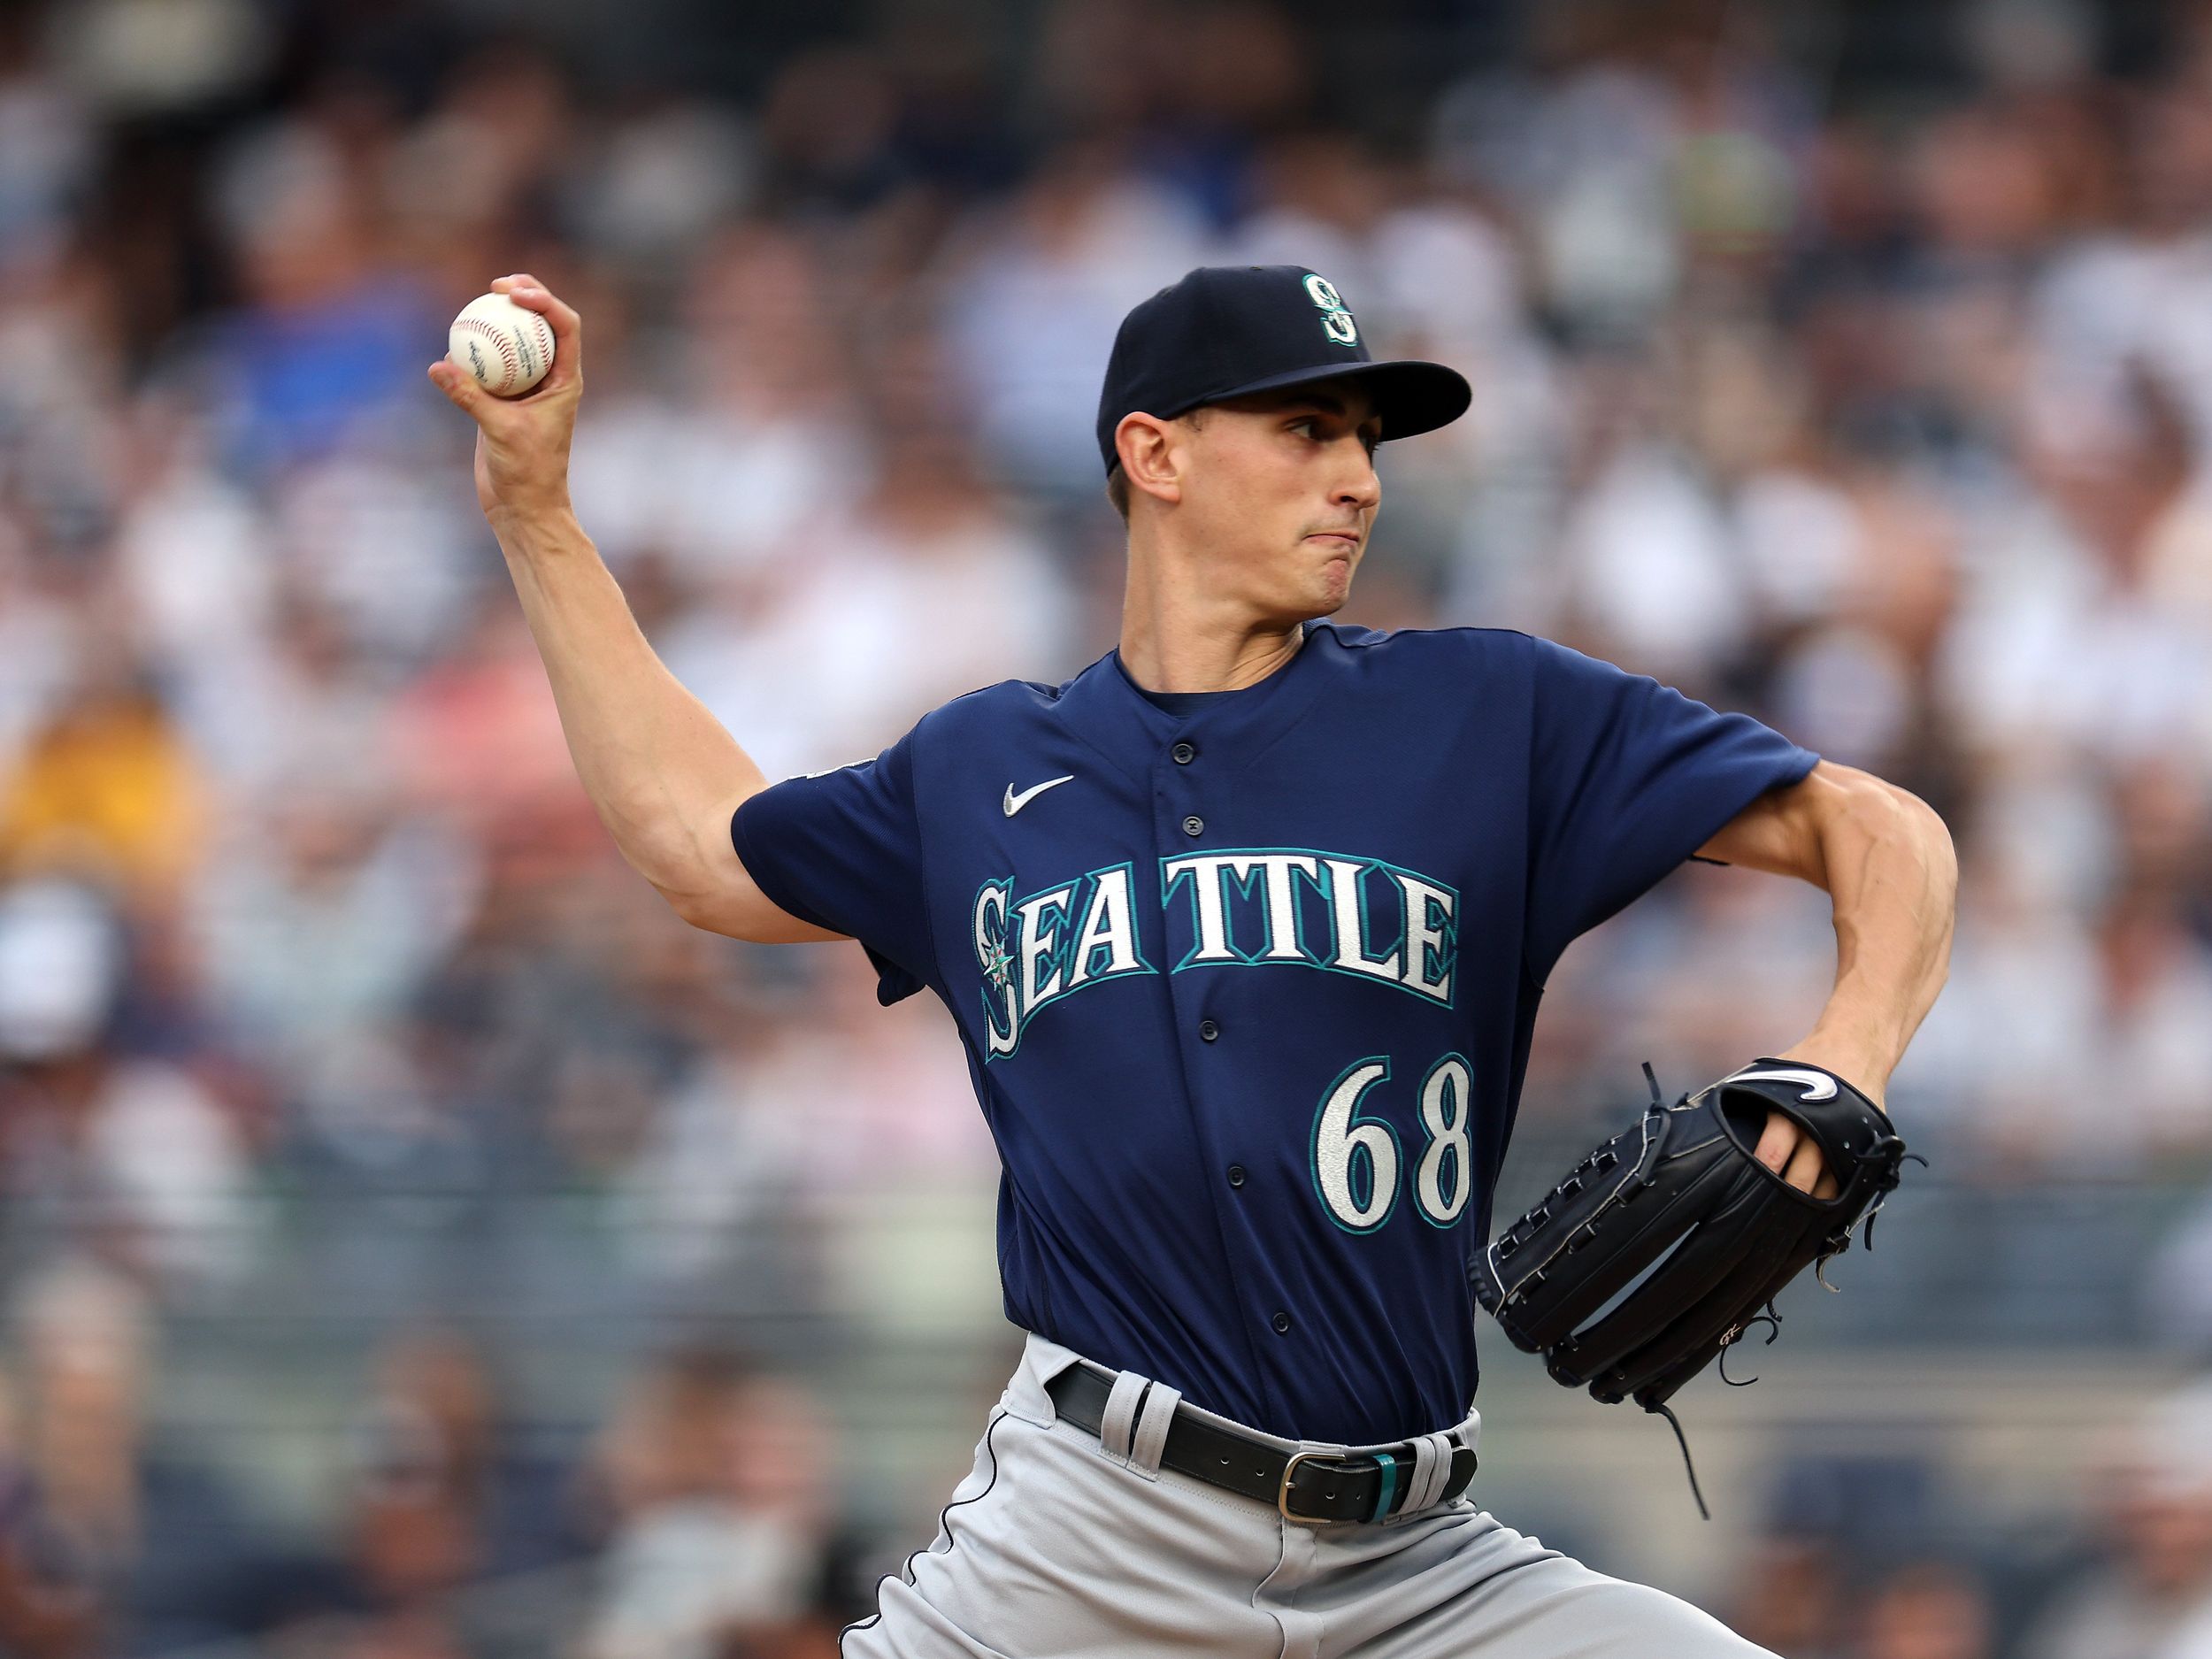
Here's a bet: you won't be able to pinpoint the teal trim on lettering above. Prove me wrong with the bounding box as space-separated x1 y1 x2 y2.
1333 854 1405 979
975 863 1157 1064
1158 847 1460 1009
1064 861 1149 987
1163 848 1334 971
972 876 1018 1056
1413 888 1458 1002
1414 1051 1475 1229
1223 856 1293 965
1014 882 1078 1012
1160 856 1235 972
1224 853 1331 967
1162 849 1315 971
1310 1055 1402 1235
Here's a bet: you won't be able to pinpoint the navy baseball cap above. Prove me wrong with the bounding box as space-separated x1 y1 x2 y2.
1095 265 1471 475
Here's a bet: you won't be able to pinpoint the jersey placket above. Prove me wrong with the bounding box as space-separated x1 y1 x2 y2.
1149 715 1307 1414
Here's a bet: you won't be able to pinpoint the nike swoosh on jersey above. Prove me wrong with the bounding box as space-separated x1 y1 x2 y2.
1724 1066 1839 1102
1003 775 1075 817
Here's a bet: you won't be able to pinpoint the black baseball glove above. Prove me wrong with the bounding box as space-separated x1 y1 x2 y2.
1472 1058 1914 1495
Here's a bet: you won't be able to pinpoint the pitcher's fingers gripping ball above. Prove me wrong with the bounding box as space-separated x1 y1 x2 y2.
448 292 556 397
426 275 582 520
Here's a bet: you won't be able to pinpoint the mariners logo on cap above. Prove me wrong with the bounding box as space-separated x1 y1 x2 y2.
1303 273 1358 347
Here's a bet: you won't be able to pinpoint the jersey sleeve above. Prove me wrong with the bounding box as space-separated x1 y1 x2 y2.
1523 637 1819 984
729 730 934 1006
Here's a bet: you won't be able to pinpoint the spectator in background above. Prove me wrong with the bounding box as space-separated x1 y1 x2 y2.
353 1327 583 1580
386 596 602 878
4 1258 275 1655
247 1326 587 1657
1724 1532 1847 1659
202 110 442 477
940 138 1210 503
583 1348 836 1659
192 752 480 1077
660 320 1079 778
2024 1382 2212 1659
0 1366 96 1658
0 668 207 911
0 879 254 1290
2091 881 2212 1162
651 225 863 582
1856 1561 1996 1659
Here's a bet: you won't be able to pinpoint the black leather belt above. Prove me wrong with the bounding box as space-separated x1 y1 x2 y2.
1044 1362 1477 1525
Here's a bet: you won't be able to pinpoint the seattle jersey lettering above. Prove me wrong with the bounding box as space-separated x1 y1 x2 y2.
974 849 1459 1060
974 863 1151 1058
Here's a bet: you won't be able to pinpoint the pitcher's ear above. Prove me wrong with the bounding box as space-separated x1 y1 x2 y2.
1117 412 1184 507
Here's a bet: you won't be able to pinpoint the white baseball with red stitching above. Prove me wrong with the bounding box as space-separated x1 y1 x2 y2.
446 293 556 397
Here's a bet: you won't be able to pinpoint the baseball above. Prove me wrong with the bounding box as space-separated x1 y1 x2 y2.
447 292 556 397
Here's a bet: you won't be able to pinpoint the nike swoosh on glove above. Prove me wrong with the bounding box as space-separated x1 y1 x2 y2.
1472 1057 1916 1417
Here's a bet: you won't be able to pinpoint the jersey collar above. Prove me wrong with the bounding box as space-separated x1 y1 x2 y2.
1057 622 1340 787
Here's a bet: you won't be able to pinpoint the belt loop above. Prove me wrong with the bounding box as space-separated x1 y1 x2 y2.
1443 1444 1479 1503
1432 1433 1457 1510
1131 1382 1180 1474
1427 1431 1459 1505
1368 1449 1400 1522
1100 1371 1148 1462
1403 1432 1451 1511
1446 1407 1482 1502
1400 1436 1432 1512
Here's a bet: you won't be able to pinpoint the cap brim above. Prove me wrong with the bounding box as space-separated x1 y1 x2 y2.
1182 357 1472 444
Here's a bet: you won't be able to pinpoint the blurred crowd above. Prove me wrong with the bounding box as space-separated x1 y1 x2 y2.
2 0 2212 1652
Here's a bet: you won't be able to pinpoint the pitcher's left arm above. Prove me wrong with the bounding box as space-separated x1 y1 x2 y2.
1695 759 1959 1191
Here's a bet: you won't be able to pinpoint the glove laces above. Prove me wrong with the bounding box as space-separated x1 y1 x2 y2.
1632 1066 1927 1522
1648 1402 1709 1521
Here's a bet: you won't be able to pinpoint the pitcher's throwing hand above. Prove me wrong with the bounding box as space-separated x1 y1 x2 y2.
428 274 582 521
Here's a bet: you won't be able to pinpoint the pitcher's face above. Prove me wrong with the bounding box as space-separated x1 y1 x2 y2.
1173 385 1384 623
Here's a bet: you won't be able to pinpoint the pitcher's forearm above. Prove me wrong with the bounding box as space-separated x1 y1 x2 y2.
491 503 766 908
434 275 824 940
1789 784 1957 1095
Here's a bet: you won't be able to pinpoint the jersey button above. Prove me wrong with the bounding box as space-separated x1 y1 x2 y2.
1226 1164 1247 1187
1181 815 1204 837
1199 1018 1219 1041
1271 1310 1293 1335
1171 741 1196 764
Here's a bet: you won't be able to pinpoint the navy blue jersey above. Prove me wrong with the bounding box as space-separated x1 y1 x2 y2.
731 625 1818 1446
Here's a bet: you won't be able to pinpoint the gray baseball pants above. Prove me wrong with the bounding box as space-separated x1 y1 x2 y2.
841 1333 1775 1657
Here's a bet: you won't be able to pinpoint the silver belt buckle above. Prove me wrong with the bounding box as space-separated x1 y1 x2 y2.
1277 1448 1340 1525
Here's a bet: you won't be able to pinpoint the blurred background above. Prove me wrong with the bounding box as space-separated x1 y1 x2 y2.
0 0 2209 1653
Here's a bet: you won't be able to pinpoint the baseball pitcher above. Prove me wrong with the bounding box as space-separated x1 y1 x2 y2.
430 264 1956 1657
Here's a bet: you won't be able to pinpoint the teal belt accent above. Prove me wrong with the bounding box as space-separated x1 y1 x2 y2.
1368 1450 1399 1522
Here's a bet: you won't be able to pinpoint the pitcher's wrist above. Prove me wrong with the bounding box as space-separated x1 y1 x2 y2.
488 492 579 544
1775 1038 1891 1107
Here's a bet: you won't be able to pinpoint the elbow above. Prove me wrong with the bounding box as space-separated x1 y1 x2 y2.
654 865 752 938
1818 765 1958 892
660 884 723 933
659 881 761 940
654 866 839 945
1910 787 1961 963
614 831 734 933
1874 779 1960 976
645 795 757 933
1889 782 1958 898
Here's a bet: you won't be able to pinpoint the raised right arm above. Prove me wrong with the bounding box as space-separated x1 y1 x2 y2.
427 274 834 943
